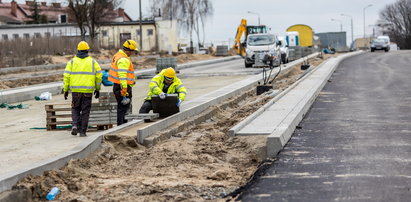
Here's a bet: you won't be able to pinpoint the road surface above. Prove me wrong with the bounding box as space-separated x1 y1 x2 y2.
239 50 411 201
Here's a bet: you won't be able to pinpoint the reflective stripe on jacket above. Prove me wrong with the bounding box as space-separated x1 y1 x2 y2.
63 56 102 93
145 69 187 101
108 49 135 88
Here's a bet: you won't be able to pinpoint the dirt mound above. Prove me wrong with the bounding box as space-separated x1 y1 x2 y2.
0 75 62 89
176 54 215 64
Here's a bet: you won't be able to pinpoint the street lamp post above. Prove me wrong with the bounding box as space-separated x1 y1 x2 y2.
363 4 373 49
331 18 343 32
247 11 260 25
139 0 143 51
341 13 354 46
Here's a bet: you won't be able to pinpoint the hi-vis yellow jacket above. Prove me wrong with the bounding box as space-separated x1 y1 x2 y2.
145 69 187 101
63 56 102 93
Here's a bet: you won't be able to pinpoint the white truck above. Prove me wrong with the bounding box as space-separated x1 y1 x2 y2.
244 34 281 68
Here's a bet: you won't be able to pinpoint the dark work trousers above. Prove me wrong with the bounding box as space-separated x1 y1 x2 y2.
113 83 132 126
71 92 92 134
139 84 170 114
139 100 153 113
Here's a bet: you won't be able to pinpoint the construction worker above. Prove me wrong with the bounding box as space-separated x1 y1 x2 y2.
63 41 102 137
108 39 138 125
139 67 187 113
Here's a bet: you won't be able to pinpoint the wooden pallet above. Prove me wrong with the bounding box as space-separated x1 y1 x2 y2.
45 92 128 131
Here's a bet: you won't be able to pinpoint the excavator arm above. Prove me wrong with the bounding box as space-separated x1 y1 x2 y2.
233 19 247 56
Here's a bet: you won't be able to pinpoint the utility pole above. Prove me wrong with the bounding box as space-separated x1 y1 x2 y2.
139 0 143 51
331 18 343 32
341 14 354 46
363 4 372 49
248 11 260 25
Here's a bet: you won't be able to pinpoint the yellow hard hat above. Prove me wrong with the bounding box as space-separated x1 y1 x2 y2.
123 39 138 51
164 67 176 78
77 41 90 51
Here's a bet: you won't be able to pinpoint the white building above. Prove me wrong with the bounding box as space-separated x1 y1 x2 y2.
0 23 80 40
99 19 179 52
0 19 180 53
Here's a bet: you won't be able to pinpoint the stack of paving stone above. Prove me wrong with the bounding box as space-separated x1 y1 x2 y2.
215 45 229 56
156 57 177 73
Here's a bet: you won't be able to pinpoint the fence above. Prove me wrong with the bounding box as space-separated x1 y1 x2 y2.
0 36 99 68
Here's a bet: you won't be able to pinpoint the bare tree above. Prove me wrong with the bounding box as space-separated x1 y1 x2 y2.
67 0 123 46
68 0 89 40
150 0 213 53
87 0 122 47
379 0 411 49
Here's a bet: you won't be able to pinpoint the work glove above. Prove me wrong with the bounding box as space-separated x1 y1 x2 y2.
121 87 128 96
94 90 100 99
159 92 166 100
64 91 68 100
176 99 182 107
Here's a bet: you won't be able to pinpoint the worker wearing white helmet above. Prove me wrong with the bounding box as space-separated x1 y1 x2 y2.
63 41 102 137
139 67 187 114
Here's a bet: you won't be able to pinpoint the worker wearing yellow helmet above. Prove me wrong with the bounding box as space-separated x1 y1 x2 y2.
63 41 102 137
108 39 138 125
139 67 187 114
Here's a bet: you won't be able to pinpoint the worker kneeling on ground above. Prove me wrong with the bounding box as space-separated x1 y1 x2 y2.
139 67 187 114
63 41 102 137
108 39 137 126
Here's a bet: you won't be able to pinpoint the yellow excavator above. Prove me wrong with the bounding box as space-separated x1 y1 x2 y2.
233 19 267 56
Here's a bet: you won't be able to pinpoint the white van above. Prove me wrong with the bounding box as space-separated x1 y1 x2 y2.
277 36 289 64
371 36 390 52
377 36 390 44
244 34 281 68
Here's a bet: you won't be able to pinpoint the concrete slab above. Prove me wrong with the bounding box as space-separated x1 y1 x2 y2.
0 82 63 104
230 52 362 158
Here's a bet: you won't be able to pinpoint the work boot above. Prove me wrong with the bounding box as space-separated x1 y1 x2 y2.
71 127 78 136
79 133 87 137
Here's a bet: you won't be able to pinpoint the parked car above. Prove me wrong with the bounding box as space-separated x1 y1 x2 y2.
278 36 289 64
244 34 281 68
371 36 390 52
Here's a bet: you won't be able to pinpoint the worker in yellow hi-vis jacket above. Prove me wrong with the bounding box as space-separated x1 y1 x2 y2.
139 67 187 114
108 40 138 125
63 41 102 137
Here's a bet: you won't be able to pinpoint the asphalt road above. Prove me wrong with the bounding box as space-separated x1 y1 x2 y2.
180 59 264 77
238 50 411 201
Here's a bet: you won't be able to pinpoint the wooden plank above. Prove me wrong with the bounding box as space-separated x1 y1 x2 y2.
45 108 71 112
44 100 125 130
47 114 71 118
47 121 72 125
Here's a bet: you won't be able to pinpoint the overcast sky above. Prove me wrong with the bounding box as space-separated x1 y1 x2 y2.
12 0 398 45
121 0 397 45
